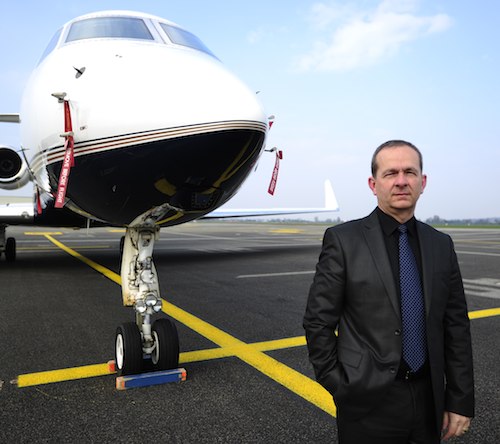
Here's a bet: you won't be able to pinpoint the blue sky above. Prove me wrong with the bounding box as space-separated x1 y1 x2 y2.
1 0 499 221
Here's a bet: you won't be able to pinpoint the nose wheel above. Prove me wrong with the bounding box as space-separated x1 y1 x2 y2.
115 318 180 376
115 322 143 376
151 318 180 371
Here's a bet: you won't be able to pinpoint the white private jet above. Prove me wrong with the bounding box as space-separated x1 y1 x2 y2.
0 10 338 377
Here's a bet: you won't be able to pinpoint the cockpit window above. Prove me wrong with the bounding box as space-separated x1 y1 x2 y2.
159 23 215 57
66 17 154 42
38 27 63 64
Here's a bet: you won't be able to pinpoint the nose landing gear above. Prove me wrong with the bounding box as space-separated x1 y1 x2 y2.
115 221 179 376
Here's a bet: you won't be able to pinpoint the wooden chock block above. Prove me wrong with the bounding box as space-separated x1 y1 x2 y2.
116 368 187 390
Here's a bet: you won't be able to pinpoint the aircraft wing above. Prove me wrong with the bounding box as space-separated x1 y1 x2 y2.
205 179 339 219
0 197 35 224
0 114 21 123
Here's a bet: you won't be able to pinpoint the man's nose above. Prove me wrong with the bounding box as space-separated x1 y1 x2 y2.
395 171 408 185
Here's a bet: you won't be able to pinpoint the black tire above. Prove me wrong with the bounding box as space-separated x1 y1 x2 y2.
151 318 180 371
115 322 143 376
5 237 16 262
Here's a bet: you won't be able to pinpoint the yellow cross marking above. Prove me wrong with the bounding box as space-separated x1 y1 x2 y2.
17 337 307 387
35 234 336 417
16 234 500 419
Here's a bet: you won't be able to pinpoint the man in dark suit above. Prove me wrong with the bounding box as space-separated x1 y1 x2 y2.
303 140 474 443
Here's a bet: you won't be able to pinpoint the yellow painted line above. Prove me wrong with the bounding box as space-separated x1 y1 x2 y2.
468 307 500 319
16 302 500 400
254 336 307 351
25 236 500 418
179 336 307 364
24 232 63 236
29 237 335 416
18 362 113 388
17 336 309 387
44 235 121 285
270 229 303 234
180 347 234 363
163 299 336 416
108 229 126 233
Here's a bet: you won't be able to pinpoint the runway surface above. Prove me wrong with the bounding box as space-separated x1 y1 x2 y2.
0 221 499 443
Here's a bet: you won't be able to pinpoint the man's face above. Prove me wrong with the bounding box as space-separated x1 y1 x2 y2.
368 145 427 222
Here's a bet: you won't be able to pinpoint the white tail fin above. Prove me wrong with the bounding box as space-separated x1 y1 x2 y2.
324 179 339 211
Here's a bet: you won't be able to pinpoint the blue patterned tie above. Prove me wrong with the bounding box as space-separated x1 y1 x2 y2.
398 224 427 372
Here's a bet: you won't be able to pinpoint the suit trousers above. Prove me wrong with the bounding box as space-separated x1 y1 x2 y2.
336 376 440 444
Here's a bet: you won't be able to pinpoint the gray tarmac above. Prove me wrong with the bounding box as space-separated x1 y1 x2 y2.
0 221 499 443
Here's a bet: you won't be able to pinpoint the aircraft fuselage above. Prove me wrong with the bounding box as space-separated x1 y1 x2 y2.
17 10 268 227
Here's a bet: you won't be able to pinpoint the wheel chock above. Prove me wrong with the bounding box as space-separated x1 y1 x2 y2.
116 368 187 390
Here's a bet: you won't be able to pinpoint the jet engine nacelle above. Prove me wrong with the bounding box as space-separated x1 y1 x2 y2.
0 145 31 190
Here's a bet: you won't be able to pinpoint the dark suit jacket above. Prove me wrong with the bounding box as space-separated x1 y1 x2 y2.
303 209 474 429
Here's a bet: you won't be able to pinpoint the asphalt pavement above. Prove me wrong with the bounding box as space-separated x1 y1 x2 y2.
0 222 498 443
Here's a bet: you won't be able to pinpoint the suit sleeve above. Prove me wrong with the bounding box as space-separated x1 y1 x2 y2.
443 236 475 417
303 228 346 395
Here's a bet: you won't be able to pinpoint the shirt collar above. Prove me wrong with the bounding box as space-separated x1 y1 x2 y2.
375 207 417 236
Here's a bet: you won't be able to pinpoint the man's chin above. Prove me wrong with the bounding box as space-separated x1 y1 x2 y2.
391 198 414 208
390 203 416 214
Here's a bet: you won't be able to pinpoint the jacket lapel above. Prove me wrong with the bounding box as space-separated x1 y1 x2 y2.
362 210 400 318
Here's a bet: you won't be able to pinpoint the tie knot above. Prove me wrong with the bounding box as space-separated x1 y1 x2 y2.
398 224 408 235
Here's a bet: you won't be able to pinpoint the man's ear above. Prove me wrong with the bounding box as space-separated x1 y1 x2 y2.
421 174 427 194
368 176 377 195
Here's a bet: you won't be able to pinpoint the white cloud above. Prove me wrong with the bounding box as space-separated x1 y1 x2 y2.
297 0 453 72
307 2 354 30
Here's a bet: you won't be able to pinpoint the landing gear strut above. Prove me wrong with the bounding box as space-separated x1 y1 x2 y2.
0 225 16 262
115 220 179 376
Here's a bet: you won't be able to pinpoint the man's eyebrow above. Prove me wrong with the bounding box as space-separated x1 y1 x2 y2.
382 168 398 174
382 167 419 174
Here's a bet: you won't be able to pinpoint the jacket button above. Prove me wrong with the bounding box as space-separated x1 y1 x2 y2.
395 329 401 336
390 367 396 374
